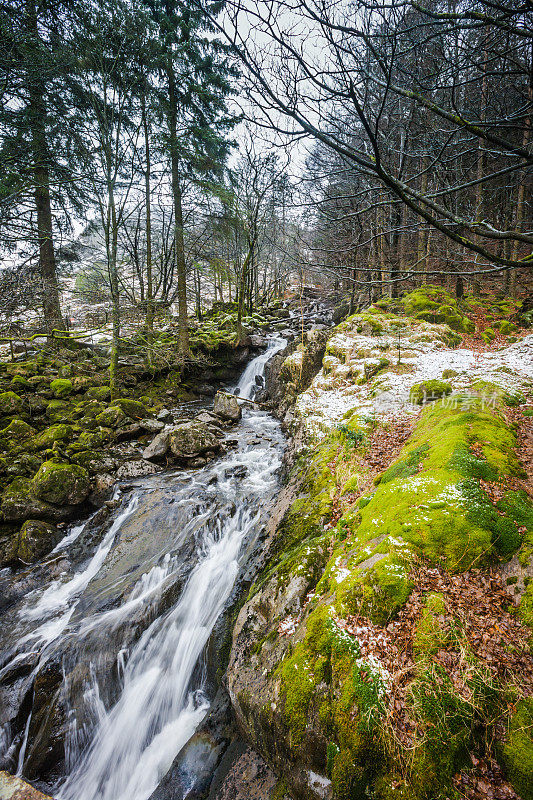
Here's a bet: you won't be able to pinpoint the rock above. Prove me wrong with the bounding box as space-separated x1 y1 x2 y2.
0 478 75 522
86 385 111 401
115 460 161 479
90 473 116 503
72 450 117 475
113 398 147 419
187 456 207 468
0 419 36 441
95 406 128 429
32 461 90 505
140 418 165 433
213 392 242 422
156 408 172 421
0 772 53 799
32 423 74 451
250 334 267 348
114 423 142 442
224 465 248 479
6 519 61 563
196 383 216 397
0 391 23 417
143 430 171 461
49 378 73 398
169 422 221 459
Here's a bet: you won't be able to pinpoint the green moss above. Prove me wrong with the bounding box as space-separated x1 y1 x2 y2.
0 391 23 416
87 385 111 401
409 380 452 405
0 419 35 442
499 698 533 800
50 378 73 398
32 424 74 451
413 593 448 656
497 320 518 335
113 398 147 418
481 327 496 343
32 460 90 505
380 443 429 484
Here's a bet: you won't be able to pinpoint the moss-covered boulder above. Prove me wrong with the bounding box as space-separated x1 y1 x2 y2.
50 378 73 398
6 519 61 563
32 424 74 451
32 461 90 506
213 391 242 421
169 422 220 459
409 379 452 405
113 398 147 419
499 698 533 800
0 391 23 417
0 418 36 442
0 478 74 522
86 385 111 401
227 396 533 800
95 406 128 428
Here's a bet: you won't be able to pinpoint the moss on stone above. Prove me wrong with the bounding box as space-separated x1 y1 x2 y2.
0 391 23 416
50 378 73 398
32 460 90 505
32 424 74 451
499 697 533 800
409 380 452 405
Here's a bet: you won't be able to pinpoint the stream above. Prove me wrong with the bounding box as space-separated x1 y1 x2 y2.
0 335 287 799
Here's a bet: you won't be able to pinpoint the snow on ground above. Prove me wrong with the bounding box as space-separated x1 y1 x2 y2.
295 317 533 438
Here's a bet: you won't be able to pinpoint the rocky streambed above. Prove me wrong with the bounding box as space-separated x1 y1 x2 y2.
0 333 300 799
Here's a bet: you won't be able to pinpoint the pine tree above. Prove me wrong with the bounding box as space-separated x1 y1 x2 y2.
142 0 237 354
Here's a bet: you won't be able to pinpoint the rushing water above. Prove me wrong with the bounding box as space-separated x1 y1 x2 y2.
0 336 287 799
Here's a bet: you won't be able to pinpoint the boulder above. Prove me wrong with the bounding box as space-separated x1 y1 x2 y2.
86 385 111 401
0 772 53 799
250 334 267 348
115 460 161 479
95 406 128 428
113 398 147 419
0 391 23 417
169 422 220 459
49 378 73 398
140 418 165 433
143 430 171 461
156 408 172 421
32 423 74 451
0 478 75 522
213 391 242 422
6 519 61 563
0 418 36 441
32 461 90 506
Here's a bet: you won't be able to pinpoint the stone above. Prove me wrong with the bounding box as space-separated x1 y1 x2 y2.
0 772 53 799
0 478 75 522
250 334 267 348
32 461 90 506
142 430 171 461
32 424 74 451
113 398 147 419
7 519 61 563
213 391 242 422
0 419 36 441
115 460 160 479
95 406 128 429
169 422 220 459
114 423 142 442
86 385 111 401
0 391 23 416
140 418 165 433
49 378 73 398
157 408 172 421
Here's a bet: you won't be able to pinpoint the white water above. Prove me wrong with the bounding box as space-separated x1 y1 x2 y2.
235 335 287 399
0 336 286 799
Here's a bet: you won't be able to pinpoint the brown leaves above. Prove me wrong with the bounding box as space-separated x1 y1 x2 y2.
452 755 523 800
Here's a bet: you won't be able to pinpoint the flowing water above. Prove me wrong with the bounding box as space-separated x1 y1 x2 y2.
0 335 287 799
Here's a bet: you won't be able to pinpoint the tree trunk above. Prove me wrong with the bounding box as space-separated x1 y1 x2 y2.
142 92 155 365
26 0 64 336
167 64 189 355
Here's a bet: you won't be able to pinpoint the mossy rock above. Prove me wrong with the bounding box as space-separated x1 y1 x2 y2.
497 320 518 335
32 424 74 451
50 378 74 398
95 406 128 429
0 391 23 417
409 380 452 405
32 460 90 505
5 453 42 478
11 375 30 390
113 398 148 418
0 477 73 522
6 519 61 563
86 385 111 401
0 418 36 442
481 327 496 343
499 698 533 800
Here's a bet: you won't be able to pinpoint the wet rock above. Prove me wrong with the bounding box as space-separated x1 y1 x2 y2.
157 408 172 421
169 422 221 460
6 519 61 563
140 419 165 434
188 456 207 468
143 430 171 461
213 392 241 422
249 334 267 348
224 466 248 479
90 473 116 503
0 772 53 799
115 460 161 479
114 423 142 442
0 478 76 523
32 461 90 506
197 384 216 397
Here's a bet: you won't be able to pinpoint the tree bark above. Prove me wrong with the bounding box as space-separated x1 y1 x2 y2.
26 0 64 336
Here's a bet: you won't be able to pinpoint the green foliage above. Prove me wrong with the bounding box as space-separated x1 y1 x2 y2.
409 380 452 405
